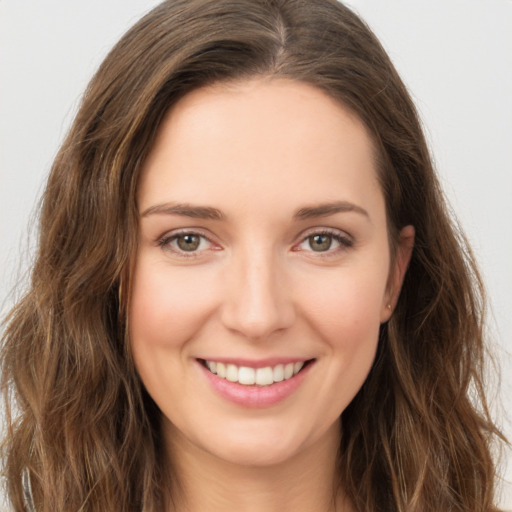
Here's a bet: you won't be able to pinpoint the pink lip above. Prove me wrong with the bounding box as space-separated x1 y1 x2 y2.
197 359 314 408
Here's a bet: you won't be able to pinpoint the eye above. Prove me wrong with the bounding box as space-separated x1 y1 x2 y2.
307 233 336 252
158 231 215 255
295 230 353 254
174 233 203 252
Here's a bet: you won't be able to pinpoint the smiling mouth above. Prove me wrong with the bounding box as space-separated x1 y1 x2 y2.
199 359 314 387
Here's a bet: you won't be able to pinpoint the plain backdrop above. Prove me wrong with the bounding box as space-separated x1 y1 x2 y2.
1 0 511 509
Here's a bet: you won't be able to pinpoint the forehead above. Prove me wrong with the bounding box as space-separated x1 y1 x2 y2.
138 78 383 222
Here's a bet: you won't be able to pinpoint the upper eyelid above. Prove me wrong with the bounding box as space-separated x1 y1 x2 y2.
293 228 354 256
157 229 217 255
296 226 352 242
158 227 214 243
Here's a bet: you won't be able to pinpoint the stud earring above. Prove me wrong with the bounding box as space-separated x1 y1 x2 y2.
387 304 392 310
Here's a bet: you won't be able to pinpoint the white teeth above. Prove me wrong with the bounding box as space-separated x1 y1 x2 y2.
216 362 226 378
294 361 304 374
273 364 284 382
255 367 273 386
204 359 308 386
226 364 238 382
238 367 256 385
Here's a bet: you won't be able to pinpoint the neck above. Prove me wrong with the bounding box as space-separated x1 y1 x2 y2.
163 419 353 512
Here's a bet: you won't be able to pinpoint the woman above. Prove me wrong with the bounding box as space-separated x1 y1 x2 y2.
1 0 506 511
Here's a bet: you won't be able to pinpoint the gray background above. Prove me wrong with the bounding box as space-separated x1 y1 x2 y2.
1 0 511 508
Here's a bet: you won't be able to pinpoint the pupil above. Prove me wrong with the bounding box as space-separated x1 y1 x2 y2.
178 234 200 251
310 234 332 252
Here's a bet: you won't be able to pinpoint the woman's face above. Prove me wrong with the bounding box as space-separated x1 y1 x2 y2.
130 78 413 467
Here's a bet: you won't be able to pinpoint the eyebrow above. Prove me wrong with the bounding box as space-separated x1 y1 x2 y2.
140 200 369 221
293 201 369 220
140 202 225 220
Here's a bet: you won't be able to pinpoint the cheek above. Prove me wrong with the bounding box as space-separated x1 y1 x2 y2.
300 265 387 339
297 264 387 387
129 258 218 348
128 258 222 409
298 273 384 417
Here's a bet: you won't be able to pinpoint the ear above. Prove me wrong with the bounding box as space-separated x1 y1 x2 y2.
380 225 415 322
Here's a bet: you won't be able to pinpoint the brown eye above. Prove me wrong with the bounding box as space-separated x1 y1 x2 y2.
308 234 333 252
176 234 201 251
158 231 216 256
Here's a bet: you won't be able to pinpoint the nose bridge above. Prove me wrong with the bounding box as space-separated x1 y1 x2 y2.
221 242 294 339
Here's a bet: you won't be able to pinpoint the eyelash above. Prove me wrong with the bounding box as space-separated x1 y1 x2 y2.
294 229 354 258
157 228 353 258
157 229 216 259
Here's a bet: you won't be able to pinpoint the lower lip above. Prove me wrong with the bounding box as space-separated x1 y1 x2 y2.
198 361 314 408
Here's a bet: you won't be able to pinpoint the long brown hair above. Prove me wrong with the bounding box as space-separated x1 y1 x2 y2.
1 1 505 510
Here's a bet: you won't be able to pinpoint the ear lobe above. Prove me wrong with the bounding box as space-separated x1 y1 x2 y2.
381 225 415 322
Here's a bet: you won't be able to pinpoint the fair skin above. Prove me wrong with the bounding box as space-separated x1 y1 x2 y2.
130 78 414 512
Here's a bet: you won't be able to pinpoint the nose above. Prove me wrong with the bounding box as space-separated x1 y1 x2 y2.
220 247 295 340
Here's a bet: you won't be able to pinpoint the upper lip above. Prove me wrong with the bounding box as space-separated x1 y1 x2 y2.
197 357 314 369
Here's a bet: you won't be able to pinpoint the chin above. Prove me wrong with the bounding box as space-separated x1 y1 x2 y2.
183 414 339 469
213 436 300 467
